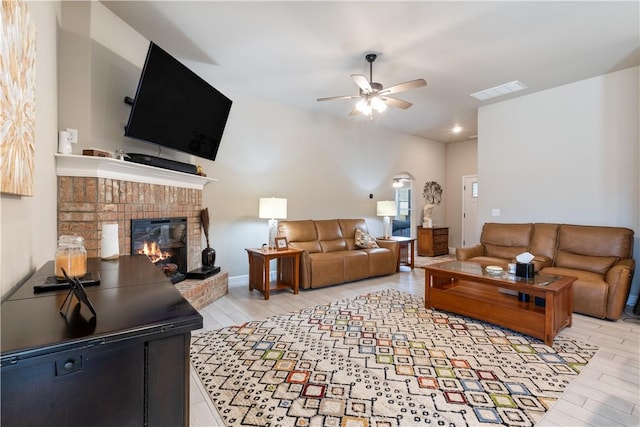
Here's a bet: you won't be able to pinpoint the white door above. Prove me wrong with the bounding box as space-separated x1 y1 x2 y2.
462 175 479 247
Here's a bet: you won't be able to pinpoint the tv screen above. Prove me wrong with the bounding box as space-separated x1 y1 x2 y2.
125 42 232 161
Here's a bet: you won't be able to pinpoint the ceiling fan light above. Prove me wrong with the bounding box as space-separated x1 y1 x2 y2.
371 97 387 113
356 99 372 116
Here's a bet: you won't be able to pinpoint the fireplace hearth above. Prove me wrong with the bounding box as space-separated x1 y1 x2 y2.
131 217 188 283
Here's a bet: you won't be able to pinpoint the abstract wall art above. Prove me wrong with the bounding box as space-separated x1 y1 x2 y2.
1 0 36 196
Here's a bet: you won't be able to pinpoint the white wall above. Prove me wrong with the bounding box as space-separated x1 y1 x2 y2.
445 139 478 248
478 66 640 303
59 1 150 157
202 94 446 280
1 1 60 297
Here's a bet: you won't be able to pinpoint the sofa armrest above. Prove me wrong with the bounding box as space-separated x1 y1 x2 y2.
376 240 399 258
604 258 635 320
532 255 553 272
456 245 484 260
281 248 312 289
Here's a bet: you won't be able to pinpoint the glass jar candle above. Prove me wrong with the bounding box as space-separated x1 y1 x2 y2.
55 235 87 279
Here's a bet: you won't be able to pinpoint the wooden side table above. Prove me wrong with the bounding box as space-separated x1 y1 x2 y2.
417 226 449 256
246 247 302 300
377 236 416 271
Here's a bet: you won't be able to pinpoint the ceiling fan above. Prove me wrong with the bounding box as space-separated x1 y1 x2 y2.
317 53 427 118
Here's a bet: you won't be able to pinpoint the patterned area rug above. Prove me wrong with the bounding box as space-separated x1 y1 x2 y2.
191 289 597 427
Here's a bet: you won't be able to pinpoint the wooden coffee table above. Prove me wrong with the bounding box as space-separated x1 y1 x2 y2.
423 261 575 346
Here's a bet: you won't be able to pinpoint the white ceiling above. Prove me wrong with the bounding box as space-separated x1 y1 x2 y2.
102 1 639 143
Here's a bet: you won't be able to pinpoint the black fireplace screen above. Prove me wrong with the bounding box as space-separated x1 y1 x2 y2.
131 218 187 277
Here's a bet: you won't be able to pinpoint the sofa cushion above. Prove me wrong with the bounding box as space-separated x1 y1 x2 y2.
342 251 370 282
279 219 317 241
557 224 634 258
481 223 533 259
555 224 633 275
321 239 348 252
339 219 370 250
355 229 379 249
279 220 322 253
541 266 608 318
315 219 343 240
289 241 322 253
365 248 398 276
315 220 348 252
529 223 558 260
308 252 345 287
555 252 618 275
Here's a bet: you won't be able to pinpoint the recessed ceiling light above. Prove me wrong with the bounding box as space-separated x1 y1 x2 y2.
452 125 462 134
470 80 527 101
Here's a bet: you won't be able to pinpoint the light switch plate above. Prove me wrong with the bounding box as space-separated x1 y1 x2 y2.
491 208 501 216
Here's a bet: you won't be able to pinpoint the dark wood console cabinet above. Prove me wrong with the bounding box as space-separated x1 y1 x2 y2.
1 255 202 427
417 226 450 256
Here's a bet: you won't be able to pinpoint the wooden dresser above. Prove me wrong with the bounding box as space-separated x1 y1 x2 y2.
417 226 450 256
1 255 202 427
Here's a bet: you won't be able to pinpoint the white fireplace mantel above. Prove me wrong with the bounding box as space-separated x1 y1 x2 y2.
55 154 216 190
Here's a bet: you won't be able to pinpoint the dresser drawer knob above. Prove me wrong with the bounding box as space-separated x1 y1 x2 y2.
55 357 82 376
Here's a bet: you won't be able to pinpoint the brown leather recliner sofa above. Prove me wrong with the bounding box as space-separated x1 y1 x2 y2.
456 223 635 320
277 219 398 289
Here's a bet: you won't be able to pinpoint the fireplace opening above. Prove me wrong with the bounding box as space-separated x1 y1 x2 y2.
131 217 187 284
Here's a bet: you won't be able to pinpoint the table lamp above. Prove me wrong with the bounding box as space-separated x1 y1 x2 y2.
259 197 287 248
377 200 397 239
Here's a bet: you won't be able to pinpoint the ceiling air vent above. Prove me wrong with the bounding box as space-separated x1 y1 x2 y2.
470 80 527 101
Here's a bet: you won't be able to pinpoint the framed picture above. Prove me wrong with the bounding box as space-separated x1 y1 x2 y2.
1 1 36 196
275 237 289 251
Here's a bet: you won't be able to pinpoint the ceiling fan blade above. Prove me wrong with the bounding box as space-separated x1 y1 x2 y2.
381 96 413 109
378 79 427 96
317 95 360 101
351 74 372 93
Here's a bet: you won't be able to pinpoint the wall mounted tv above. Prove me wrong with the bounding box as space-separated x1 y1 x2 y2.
124 41 232 161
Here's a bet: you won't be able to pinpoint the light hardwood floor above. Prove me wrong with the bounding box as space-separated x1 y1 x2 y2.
189 267 640 427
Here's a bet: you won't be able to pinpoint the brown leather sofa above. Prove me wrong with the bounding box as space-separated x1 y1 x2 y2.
277 219 398 289
456 223 635 320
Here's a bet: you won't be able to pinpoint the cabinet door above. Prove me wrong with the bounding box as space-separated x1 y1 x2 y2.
1 342 144 427
417 228 434 256
147 333 190 426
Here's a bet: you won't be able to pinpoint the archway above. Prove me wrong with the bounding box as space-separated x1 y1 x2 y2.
392 172 415 237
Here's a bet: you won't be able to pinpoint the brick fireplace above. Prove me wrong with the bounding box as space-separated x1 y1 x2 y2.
57 175 203 270
56 154 227 308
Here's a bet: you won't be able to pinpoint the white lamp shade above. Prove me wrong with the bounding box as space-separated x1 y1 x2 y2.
377 200 397 217
259 197 287 219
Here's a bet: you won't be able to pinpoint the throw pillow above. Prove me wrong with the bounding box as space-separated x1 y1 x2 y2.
355 229 379 249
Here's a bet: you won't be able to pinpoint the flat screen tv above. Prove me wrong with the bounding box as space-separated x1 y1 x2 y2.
124 41 232 161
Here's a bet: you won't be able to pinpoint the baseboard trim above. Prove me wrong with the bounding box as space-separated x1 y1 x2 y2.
229 274 248 288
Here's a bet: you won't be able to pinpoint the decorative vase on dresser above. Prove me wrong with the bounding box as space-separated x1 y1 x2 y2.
417 226 449 256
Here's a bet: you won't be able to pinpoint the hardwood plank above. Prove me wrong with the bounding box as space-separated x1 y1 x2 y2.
548 400 626 426
571 384 636 415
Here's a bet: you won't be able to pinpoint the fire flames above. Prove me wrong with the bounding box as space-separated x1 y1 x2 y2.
138 241 171 264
